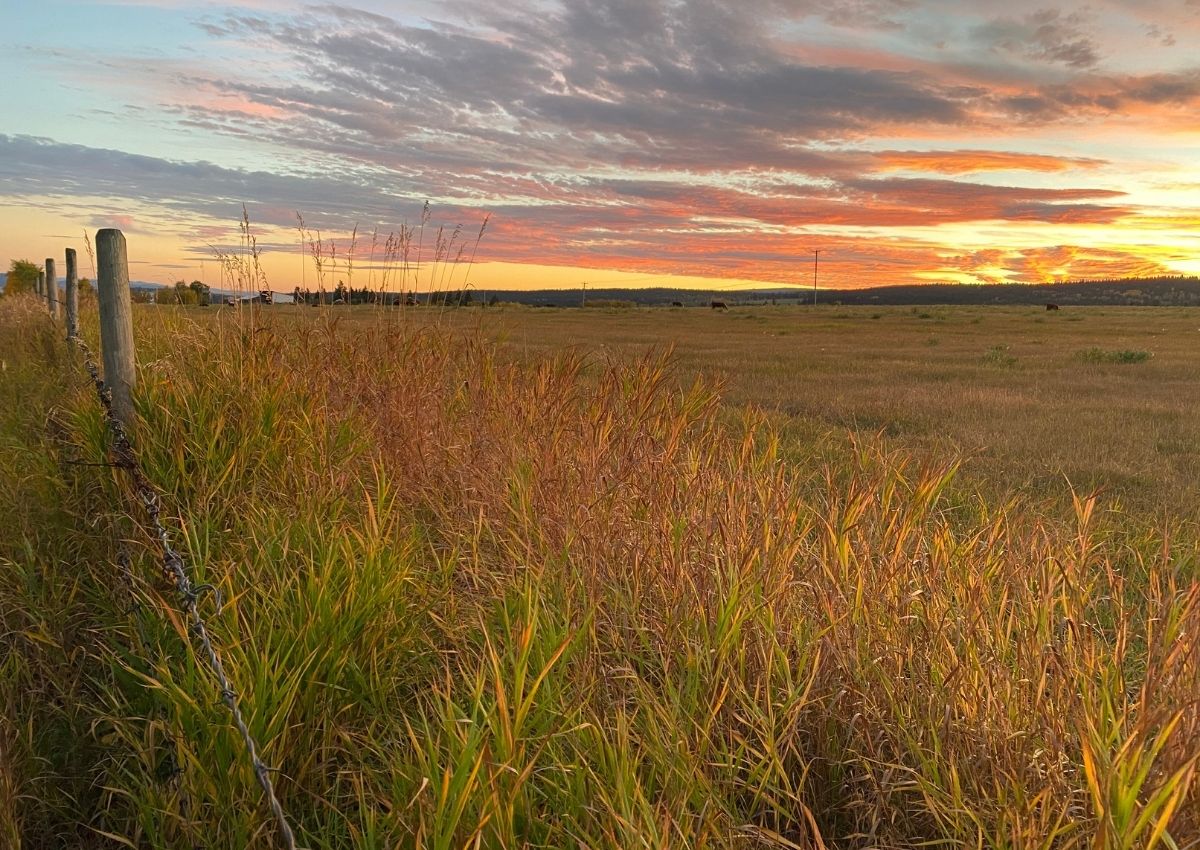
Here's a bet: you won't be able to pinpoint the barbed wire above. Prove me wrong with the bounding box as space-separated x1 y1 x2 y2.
46 390 199 846
67 330 301 850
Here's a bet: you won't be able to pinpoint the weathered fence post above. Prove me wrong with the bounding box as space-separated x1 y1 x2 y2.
37 270 44 297
64 248 79 339
45 257 58 319
96 229 136 423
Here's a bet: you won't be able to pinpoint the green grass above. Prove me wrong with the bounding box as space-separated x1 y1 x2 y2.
1079 347 1154 364
2 296 1199 848
982 343 1018 367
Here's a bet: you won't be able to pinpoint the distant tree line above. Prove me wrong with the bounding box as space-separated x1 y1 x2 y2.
823 276 1200 307
128 280 210 305
11 259 1198 309
5 260 40 295
290 285 479 306
427 277 1200 308
148 280 211 305
4 259 93 298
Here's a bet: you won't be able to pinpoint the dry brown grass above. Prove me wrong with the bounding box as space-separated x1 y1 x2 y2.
391 302 1200 524
2 297 1199 848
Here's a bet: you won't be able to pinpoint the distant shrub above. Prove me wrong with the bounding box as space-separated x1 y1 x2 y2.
983 344 1017 367
1078 348 1152 364
585 299 635 309
154 286 198 305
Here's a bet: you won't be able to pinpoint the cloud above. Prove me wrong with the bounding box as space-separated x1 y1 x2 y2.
1144 23 1177 47
5 0 1199 288
999 69 1200 121
2 133 1159 289
593 174 1130 228
944 244 1174 284
0 133 1132 234
972 8 1101 69
0 134 412 232
161 2 1200 179
873 149 1107 174
180 1 978 185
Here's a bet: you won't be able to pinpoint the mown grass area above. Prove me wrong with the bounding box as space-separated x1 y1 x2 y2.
2 295 1199 849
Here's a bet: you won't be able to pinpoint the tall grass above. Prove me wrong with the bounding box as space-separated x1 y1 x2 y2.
1 295 1198 848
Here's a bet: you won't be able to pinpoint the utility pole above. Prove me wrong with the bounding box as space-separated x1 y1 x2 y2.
581 281 587 308
812 249 820 306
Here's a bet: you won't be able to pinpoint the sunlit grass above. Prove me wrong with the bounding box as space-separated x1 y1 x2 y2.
2 295 1198 848
1078 348 1154 365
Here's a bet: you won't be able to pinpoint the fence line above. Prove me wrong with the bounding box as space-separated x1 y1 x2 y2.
95 230 136 423
55 231 301 850
45 257 59 319
65 247 79 340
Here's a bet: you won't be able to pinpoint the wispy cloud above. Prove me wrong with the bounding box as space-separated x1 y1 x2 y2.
873 150 1107 174
971 8 1101 69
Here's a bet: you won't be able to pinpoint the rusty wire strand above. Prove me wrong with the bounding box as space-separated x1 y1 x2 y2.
68 331 301 850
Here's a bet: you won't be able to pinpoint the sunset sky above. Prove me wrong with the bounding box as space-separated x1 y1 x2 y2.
2 0 1199 291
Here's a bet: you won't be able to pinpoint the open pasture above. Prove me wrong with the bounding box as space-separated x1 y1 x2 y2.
367 302 1200 523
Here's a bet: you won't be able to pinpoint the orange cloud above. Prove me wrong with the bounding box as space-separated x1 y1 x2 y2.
874 150 1107 174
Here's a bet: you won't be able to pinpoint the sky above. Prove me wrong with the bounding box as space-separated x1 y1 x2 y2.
1 0 1199 292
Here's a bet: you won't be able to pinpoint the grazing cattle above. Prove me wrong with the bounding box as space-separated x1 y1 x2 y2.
711 300 729 311
671 301 684 307
1045 303 1060 311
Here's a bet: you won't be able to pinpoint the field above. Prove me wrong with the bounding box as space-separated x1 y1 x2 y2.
451 303 1200 521
3 296 1200 849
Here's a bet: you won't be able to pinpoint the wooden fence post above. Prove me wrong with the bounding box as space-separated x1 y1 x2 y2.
37 270 44 297
64 248 79 339
45 258 58 319
96 229 136 423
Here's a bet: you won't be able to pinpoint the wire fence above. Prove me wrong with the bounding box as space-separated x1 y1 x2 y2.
65 322 301 848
